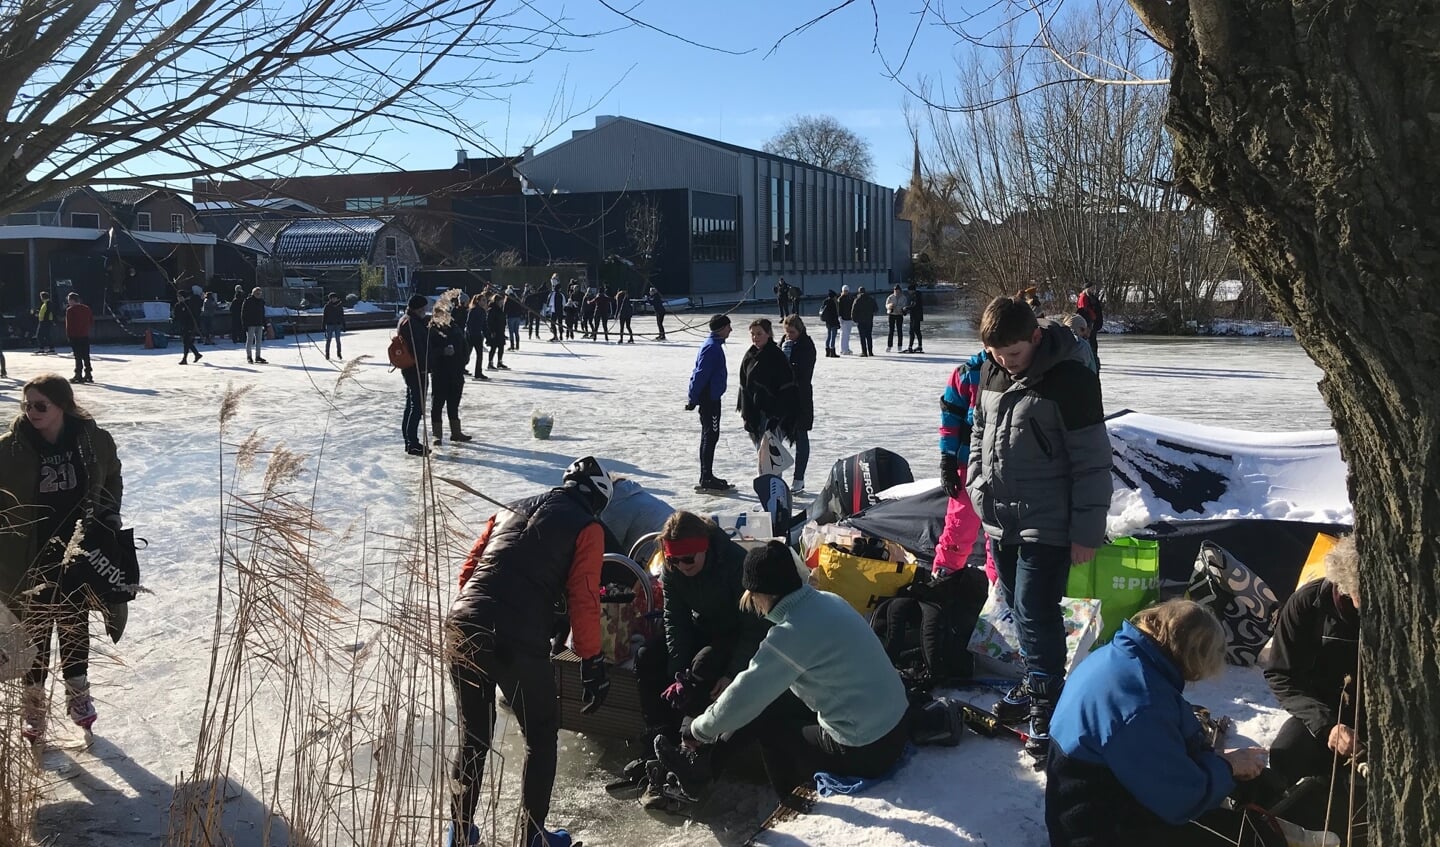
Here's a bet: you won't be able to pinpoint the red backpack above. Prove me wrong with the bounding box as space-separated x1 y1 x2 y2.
387 323 416 370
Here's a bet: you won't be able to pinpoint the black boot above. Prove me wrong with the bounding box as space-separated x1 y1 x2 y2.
653 736 712 801
1025 674 1062 761
994 677 1032 724
450 418 473 442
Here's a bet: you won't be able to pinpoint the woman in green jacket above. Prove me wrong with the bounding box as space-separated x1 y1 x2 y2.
0 374 124 740
655 541 909 803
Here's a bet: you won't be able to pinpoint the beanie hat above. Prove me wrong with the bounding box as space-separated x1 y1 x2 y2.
709 314 731 332
742 540 803 598
407 294 427 310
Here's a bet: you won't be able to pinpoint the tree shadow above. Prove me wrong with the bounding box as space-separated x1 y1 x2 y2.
33 735 294 846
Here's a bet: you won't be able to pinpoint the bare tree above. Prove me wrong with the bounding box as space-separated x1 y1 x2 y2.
763 114 875 179
0 0 588 217
624 195 662 287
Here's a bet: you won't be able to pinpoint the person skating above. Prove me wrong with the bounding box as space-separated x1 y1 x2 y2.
446 457 614 847
64 293 94 383
1264 536 1365 789
737 318 796 458
654 541 909 807
242 287 269 364
545 279 565 342
885 284 907 353
524 283 544 340
818 291 839 358
1 374 126 741
614 288 635 343
904 282 925 353
464 292 490 381
564 286 581 340
594 284 613 342
396 294 431 456
686 315 731 492
851 286 877 357
1077 282 1104 371
172 289 203 366
428 291 473 447
836 285 855 355
504 286 525 350
779 315 816 492
1046 600 1326 847
934 349 987 575
648 287 668 340
322 292 346 360
36 291 57 354
774 278 791 320
580 286 598 340
967 295 1111 760
485 293 509 371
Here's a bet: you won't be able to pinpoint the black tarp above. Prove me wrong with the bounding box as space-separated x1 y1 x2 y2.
1138 518 1349 605
840 485 949 563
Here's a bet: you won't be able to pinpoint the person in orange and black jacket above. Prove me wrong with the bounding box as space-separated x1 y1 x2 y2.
445 457 615 847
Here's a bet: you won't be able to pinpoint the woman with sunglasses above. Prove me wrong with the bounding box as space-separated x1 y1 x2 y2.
0 374 124 741
737 318 797 456
634 512 770 775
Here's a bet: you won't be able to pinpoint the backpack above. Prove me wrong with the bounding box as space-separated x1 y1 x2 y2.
871 566 988 691
387 332 415 370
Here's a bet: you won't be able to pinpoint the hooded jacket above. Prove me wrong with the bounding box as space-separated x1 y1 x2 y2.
1263 578 1363 738
660 526 771 679
837 291 855 321
781 333 816 433
599 479 674 554
690 585 908 749
0 415 123 614
966 321 1111 548
737 340 795 436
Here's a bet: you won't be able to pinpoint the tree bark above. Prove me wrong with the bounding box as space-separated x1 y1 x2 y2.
1151 0 1440 841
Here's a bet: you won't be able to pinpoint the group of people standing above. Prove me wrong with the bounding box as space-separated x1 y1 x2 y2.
540 273 666 344
814 282 925 357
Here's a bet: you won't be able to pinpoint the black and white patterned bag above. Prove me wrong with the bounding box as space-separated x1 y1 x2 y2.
1186 541 1278 666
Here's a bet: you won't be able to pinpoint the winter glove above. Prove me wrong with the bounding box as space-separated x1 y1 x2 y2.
940 454 964 500
661 670 696 711
580 654 610 715
105 601 129 644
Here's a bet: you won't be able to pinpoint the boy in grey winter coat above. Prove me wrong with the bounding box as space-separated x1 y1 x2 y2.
967 296 1111 760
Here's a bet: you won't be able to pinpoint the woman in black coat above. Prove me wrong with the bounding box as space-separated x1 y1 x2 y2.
737 318 796 449
780 315 816 492
818 291 840 358
485 294 509 370
427 290 472 444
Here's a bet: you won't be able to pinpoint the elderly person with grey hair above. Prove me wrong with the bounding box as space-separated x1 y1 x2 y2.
1264 535 1364 788
1059 314 1098 374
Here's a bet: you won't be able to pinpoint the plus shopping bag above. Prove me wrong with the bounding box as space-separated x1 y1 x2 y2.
1065 537 1160 644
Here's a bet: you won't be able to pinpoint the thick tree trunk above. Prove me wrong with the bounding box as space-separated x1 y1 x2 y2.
1155 0 1440 842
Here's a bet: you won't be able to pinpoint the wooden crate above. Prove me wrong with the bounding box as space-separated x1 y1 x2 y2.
552 650 647 740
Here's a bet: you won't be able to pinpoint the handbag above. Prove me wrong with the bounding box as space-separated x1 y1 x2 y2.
73 519 143 603
1186 541 1279 666
1065 537 1161 643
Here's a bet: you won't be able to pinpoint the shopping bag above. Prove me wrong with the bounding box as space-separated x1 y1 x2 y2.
72 520 143 603
966 581 1103 678
1187 541 1279 666
812 544 917 615
0 601 37 682
1066 537 1160 643
598 573 662 667
758 430 794 476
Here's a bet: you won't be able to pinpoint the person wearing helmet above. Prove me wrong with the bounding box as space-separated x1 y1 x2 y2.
445 457 615 847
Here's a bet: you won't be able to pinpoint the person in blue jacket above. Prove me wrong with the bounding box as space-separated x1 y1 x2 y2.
1046 600 1318 847
686 314 731 492
653 541 910 806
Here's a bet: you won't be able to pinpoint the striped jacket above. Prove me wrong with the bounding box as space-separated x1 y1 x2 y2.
939 350 987 463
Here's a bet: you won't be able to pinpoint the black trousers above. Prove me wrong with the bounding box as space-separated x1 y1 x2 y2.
1111 808 1288 847
635 637 734 733
618 315 633 341
655 314 667 339
1270 716 1340 787
24 581 90 685
857 321 874 356
908 316 923 350
449 621 559 840
750 704 908 798
887 315 904 348
697 399 721 480
69 337 92 378
181 333 201 360
430 374 463 435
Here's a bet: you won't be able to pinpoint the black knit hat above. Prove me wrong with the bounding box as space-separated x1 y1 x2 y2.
742 540 803 598
407 294 427 310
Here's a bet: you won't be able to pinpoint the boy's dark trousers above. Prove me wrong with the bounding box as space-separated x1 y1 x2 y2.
991 541 1071 680
69 336 92 379
908 314 924 350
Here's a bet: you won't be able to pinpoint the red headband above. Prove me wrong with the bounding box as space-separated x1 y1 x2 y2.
662 536 709 558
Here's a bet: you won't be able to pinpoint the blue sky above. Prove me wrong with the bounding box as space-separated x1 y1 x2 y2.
367 1 965 188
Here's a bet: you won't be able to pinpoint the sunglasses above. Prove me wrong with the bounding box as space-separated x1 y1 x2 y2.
665 555 698 566
21 400 51 414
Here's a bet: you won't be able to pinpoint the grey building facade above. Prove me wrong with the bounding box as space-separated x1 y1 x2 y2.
518 116 907 301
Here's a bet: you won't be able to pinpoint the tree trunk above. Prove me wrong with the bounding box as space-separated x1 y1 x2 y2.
1152 0 1440 841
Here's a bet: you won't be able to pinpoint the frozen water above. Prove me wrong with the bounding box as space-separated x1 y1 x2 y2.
0 310 1332 846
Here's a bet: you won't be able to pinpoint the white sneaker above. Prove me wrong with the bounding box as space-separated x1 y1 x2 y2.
1274 819 1341 847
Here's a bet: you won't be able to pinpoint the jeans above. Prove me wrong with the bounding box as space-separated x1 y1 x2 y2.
449 620 559 838
839 320 853 354
323 324 343 357
792 431 810 482
69 337 91 378
887 315 904 349
698 399 721 480
909 316 924 350
857 321 874 356
991 540 1071 680
507 316 522 348
401 369 426 448
824 325 839 351
245 325 264 360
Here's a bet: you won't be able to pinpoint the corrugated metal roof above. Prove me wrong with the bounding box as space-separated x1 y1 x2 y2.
273 217 389 263
96 188 154 205
227 218 291 254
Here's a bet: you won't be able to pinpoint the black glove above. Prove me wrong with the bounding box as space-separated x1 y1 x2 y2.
685 402 696 411
580 654 610 715
940 454 964 500
105 601 129 644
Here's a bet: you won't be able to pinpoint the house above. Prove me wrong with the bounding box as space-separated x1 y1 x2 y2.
0 187 216 318
231 216 419 297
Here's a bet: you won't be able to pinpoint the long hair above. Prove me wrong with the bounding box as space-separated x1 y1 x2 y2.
22 374 91 420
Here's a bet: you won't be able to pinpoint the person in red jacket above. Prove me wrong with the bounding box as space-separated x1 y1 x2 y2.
445 457 615 847
64 292 94 384
1077 282 1104 371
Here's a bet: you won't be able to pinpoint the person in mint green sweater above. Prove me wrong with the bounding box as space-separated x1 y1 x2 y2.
655 541 910 802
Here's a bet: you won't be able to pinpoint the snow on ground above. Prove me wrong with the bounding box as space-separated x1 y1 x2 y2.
0 315 1332 846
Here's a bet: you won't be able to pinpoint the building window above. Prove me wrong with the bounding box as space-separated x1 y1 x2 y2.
345 197 386 211
135 212 152 231
396 266 408 288
70 212 100 229
770 177 780 263
770 177 794 263
853 194 870 263
171 213 185 233
385 235 398 257
692 216 738 263
782 180 794 262
5 213 41 225
389 195 427 208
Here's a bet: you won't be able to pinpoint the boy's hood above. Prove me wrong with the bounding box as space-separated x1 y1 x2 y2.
1015 320 1090 384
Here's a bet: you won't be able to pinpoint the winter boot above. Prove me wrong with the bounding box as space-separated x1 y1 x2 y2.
65 675 97 730
1025 674 1062 761
444 822 480 847
21 683 46 741
449 418 473 443
526 827 573 847
653 735 713 801
993 677 1031 724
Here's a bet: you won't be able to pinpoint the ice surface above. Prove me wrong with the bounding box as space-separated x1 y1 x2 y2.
0 315 1333 846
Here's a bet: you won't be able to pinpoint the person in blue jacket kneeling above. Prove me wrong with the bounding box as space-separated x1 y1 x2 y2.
654 540 910 806
1046 600 1335 847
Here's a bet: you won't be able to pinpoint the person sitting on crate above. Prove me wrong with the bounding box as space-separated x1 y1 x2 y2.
654 541 910 809
445 457 615 847
629 512 770 799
